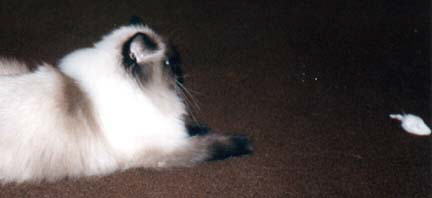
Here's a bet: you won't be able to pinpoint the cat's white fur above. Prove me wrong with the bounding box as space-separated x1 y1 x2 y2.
0 25 206 183
59 25 189 159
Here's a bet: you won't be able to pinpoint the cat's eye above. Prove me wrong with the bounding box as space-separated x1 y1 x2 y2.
163 56 183 83
130 53 137 62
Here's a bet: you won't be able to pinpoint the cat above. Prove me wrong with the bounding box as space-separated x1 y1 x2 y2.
0 17 252 183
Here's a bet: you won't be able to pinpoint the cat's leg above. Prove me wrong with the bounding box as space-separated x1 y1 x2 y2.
185 124 252 161
135 133 253 168
202 134 252 161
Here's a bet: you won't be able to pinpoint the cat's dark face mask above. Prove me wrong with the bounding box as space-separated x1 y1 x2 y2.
164 45 184 84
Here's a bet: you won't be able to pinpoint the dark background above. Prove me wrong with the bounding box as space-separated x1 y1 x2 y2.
0 0 430 197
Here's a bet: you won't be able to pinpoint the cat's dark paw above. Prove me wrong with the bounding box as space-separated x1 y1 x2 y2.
207 135 253 161
187 124 211 136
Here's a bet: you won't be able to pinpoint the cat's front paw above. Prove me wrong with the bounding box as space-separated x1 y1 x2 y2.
187 123 211 136
207 134 253 161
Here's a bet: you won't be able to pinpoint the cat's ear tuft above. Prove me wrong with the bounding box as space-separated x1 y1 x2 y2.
123 33 159 64
129 16 144 26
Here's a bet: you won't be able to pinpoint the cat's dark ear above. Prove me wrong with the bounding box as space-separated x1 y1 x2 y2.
129 16 144 25
122 33 159 64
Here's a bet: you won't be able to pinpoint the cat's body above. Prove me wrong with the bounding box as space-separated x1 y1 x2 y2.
0 19 251 183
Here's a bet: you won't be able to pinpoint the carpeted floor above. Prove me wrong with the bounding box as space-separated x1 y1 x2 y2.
0 0 430 197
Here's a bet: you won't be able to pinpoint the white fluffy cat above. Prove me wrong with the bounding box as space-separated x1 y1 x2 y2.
0 17 251 183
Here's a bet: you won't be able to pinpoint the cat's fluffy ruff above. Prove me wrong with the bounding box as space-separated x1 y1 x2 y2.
0 24 251 183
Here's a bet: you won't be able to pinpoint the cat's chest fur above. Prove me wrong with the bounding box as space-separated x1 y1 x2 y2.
90 80 187 156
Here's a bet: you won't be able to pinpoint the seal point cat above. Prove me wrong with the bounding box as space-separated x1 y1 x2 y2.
0 17 252 183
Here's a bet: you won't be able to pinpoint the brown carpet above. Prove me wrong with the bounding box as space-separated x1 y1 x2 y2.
0 0 430 197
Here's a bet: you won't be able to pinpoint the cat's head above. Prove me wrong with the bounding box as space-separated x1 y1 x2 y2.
96 17 183 89
59 17 186 119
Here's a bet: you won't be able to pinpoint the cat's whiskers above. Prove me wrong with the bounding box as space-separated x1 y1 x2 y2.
176 80 200 124
176 80 200 111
